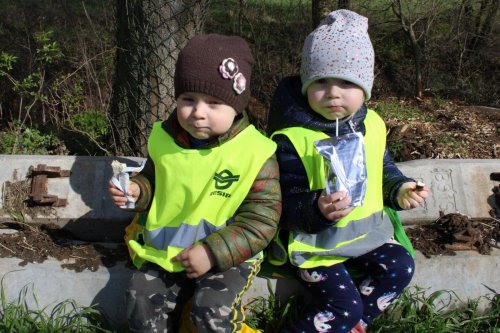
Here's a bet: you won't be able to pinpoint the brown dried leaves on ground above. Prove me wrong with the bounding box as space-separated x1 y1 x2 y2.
382 101 499 161
406 213 500 258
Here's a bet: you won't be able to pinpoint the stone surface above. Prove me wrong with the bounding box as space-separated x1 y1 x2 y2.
396 159 498 224
0 155 145 241
0 155 499 328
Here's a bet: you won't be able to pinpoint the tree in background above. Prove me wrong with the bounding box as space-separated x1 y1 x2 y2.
312 0 351 27
389 0 449 99
109 0 211 156
466 0 498 52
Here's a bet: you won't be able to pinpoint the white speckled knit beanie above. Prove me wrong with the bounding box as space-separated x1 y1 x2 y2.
300 9 374 100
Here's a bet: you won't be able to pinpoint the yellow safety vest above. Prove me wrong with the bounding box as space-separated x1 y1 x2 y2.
272 109 393 268
128 122 276 272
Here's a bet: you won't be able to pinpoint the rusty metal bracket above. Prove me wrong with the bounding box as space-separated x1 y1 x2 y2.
29 164 71 207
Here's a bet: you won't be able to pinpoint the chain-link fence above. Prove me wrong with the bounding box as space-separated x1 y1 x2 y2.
109 0 212 156
109 0 312 156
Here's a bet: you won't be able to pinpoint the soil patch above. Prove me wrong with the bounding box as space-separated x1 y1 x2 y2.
0 213 498 272
406 213 500 258
0 221 130 272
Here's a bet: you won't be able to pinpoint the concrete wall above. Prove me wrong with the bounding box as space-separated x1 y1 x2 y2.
0 249 498 329
0 156 499 328
1 156 497 236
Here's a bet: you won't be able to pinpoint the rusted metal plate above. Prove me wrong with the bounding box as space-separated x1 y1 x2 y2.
30 164 71 177
29 165 70 207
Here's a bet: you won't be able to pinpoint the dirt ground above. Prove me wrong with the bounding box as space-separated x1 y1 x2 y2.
0 99 499 272
0 213 498 272
0 221 130 272
405 213 499 258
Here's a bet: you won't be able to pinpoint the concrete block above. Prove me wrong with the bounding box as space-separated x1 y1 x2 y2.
0 155 145 241
396 159 498 224
0 257 132 328
1 249 498 329
2 156 498 231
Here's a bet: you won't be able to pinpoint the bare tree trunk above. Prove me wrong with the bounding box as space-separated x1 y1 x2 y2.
391 0 424 98
455 0 474 81
311 1 351 29
312 0 335 28
109 0 211 156
337 0 351 9
469 0 499 51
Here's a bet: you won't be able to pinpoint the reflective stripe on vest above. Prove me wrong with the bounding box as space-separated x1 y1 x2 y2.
129 123 276 272
272 110 393 268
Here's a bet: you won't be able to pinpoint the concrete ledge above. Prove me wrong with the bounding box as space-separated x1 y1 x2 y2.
0 156 498 328
0 155 145 241
1 157 497 236
396 159 498 224
1 249 498 328
0 257 130 327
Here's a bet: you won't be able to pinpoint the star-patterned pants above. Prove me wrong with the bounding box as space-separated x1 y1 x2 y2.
285 242 415 333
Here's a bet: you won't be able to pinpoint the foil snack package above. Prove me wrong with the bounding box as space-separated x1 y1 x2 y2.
314 132 367 207
111 159 146 209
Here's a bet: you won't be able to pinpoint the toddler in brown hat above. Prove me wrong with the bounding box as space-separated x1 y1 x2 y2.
109 34 280 333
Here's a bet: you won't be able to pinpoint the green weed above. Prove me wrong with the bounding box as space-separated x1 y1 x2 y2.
244 285 500 333
0 282 112 333
372 100 432 122
369 287 500 332
0 122 67 155
244 279 307 332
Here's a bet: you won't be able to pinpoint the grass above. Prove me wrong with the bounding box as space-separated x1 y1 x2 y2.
244 285 500 333
0 282 113 333
1 282 498 332
244 279 307 332
370 100 433 122
368 287 500 333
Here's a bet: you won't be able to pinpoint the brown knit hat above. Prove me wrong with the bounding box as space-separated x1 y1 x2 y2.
174 34 255 113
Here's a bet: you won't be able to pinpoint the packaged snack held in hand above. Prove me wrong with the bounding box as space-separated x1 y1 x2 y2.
314 132 367 207
111 159 146 208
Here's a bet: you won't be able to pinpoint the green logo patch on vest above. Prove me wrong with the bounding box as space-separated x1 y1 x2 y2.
211 169 240 197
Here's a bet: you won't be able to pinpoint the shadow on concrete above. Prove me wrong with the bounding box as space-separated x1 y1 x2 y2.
65 156 144 329
487 173 499 219
63 156 141 242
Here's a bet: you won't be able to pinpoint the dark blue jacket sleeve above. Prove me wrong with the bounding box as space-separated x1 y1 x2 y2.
382 147 415 210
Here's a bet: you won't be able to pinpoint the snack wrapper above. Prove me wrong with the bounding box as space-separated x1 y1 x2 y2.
111 159 146 209
314 132 367 208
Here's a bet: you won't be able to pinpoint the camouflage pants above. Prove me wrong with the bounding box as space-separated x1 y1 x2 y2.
126 260 261 333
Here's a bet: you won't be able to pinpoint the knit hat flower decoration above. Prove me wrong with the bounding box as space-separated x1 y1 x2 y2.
219 58 246 94
219 58 239 79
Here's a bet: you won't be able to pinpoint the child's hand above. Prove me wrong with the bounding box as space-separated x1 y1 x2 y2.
108 180 140 207
318 190 354 221
396 182 430 210
172 244 215 279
